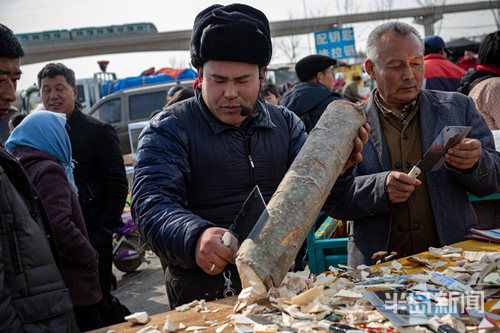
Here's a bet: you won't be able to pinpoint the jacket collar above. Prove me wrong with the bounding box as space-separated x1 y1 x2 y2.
195 88 276 135
424 53 446 61
363 90 391 170
66 106 82 129
364 89 441 170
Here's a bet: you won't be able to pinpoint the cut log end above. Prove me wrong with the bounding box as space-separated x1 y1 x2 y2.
234 258 267 312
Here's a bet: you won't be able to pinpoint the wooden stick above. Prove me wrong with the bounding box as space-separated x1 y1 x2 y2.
235 100 366 298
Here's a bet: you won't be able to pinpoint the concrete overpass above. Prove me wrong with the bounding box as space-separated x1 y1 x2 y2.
21 1 500 65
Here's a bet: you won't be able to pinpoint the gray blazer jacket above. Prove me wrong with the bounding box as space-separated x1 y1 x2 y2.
329 89 500 267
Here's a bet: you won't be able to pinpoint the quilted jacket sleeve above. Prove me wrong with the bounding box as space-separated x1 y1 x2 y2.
32 162 96 265
276 106 308 167
131 112 214 269
327 167 395 220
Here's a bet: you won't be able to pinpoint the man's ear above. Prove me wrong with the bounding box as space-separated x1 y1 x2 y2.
197 66 203 82
365 59 375 80
316 71 325 85
259 66 268 89
72 86 78 99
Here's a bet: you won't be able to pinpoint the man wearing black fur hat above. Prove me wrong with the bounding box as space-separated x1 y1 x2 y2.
280 54 342 133
132 4 368 307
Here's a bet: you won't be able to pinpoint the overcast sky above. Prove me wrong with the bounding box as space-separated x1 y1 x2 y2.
1 0 498 90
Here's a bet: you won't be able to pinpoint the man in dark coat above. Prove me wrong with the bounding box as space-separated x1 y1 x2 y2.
132 3 368 308
37 63 130 325
279 54 341 133
0 23 78 332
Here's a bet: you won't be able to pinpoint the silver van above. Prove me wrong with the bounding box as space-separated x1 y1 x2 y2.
88 80 194 154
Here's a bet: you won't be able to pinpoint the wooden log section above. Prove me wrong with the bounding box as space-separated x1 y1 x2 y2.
235 100 366 297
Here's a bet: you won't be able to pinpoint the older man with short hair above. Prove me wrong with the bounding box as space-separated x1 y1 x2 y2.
328 22 500 267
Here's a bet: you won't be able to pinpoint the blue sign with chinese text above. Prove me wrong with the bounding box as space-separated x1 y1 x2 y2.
314 27 357 60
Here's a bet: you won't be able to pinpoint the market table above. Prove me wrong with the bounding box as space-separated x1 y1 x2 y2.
91 239 500 332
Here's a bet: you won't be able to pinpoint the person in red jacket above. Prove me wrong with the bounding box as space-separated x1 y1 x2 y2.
423 35 464 92
458 49 477 71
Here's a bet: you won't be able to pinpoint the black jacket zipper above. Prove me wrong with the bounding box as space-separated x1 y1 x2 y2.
240 130 255 190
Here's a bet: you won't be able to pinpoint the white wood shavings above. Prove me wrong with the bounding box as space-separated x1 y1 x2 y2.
106 330 117 333
228 314 256 325
300 299 332 314
125 311 150 324
253 323 279 333
314 272 336 286
333 289 363 299
483 272 500 285
136 325 160 333
389 260 403 270
241 303 267 315
185 326 208 331
283 305 316 320
234 279 267 313
431 261 448 270
175 304 191 312
290 285 323 306
178 323 186 329
282 312 294 327
429 247 445 257
211 308 220 313
215 323 229 333
162 315 175 333
194 299 208 312
443 245 463 253
441 253 462 260
463 251 488 261
210 322 219 327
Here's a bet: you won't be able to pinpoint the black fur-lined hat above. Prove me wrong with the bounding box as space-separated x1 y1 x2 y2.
190 3 272 68
295 55 337 82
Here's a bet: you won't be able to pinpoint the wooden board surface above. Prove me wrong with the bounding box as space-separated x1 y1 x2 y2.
91 239 499 332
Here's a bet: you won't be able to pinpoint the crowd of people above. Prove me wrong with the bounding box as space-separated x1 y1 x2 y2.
1 3 500 331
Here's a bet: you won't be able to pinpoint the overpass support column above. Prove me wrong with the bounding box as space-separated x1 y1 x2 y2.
413 13 443 36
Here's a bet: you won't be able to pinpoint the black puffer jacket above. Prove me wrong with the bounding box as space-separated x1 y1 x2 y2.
279 82 341 133
132 92 307 303
67 108 128 233
0 148 77 332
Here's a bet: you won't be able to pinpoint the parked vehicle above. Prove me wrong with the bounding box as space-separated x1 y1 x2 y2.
88 80 195 154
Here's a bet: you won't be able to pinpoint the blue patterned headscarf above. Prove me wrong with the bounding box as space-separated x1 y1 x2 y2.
6 111 78 195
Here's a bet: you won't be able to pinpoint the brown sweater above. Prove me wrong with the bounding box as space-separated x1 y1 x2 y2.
375 95 440 258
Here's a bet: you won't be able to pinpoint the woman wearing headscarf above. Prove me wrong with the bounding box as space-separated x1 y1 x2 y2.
6 111 103 331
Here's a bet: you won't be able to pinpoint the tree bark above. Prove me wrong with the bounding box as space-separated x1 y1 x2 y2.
235 100 366 294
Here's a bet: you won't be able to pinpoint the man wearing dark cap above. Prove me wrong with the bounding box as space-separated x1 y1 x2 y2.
132 4 368 307
279 54 341 133
423 35 464 92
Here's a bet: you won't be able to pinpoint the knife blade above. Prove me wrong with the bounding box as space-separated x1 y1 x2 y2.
228 185 269 246
408 126 471 179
